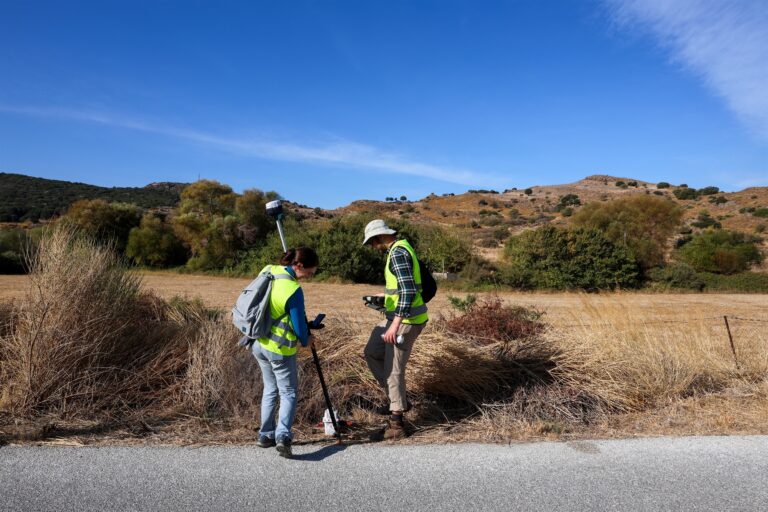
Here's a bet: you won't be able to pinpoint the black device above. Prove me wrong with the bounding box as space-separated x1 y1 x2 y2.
308 313 325 330
363 295 386 312
265 200 284 218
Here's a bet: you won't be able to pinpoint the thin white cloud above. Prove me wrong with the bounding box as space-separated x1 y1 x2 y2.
0 104 502 187
607 0 768 141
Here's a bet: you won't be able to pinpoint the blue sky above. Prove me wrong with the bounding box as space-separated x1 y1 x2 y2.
1 0 766 208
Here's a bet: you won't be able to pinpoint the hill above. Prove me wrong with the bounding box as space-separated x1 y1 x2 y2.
0 172 186 222
334 175 768 262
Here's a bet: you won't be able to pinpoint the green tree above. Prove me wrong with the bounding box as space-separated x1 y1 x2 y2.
62 199 142 252
172 181 278 270
502 226 639 290
676 229 763 274
126 214 188 267
177 180 237 218
235 188 276 246
572 195 683 270
414 225 473 273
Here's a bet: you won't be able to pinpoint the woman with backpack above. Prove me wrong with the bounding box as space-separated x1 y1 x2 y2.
252 246 318 459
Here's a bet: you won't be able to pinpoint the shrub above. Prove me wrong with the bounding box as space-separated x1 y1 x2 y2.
445 296 544 343
492 226 510 241
657 182 671 189
691 210 721 229
524 188 533 195
0 228 40 274
697 272 768 292
447 294 477 313
698 186 720 196
234 189 277 246
647 263 705 291
556 194 580 211
413 224 473 274
673 188 699 200
126 214 188 267
178 180 237 217
457 255 497 284
572 195 683 270
502 226 640 290
61 199 143 252
3 227 148 414
753 208 768 218
175 214 242 270
708 196 728 205
653 191 664 196
480 216 503 227
676 229 763 274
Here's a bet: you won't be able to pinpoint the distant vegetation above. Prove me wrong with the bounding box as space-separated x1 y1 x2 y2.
1 173 765 292
0 172 184 221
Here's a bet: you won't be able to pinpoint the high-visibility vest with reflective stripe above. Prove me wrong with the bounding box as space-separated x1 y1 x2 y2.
258 265 301 356
384 239 428 325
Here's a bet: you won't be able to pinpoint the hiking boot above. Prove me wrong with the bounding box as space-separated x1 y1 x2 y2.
382 418 406 440
276 439 293 459
375 400 412 416
256 436 275 448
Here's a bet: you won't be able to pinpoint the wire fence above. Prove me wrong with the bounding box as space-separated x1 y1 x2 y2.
551 315 768 371
554 315 768 327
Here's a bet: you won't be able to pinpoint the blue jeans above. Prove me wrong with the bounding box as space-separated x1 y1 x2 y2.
252 343 298 442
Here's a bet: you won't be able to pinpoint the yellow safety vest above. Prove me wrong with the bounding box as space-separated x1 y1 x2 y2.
258 265 301 356
384 239 428 325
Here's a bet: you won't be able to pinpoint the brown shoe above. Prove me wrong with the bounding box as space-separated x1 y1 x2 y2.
382 418 406 440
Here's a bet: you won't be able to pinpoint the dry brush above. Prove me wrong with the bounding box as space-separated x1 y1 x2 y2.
1 228 766 442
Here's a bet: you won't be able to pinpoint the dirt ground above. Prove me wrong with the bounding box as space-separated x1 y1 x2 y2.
2 272 767 327
2 271 767 446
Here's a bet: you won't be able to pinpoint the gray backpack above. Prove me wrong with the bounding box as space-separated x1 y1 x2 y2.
232 267 293 346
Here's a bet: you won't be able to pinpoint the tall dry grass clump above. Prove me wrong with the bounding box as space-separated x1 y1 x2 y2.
180 317 262 419
1 227 207 417
546 299 768 412
0 300 13 338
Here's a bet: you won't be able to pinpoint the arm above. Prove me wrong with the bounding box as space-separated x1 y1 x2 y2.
383 247 416 343
285 288 309 347
390 246 417 318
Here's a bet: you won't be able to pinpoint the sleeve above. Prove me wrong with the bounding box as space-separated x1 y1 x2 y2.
285 288 309 347
389 247 417 317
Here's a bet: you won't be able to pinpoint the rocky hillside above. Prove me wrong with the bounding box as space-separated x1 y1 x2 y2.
332 175 768 261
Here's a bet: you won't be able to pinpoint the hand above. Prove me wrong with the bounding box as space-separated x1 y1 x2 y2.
382 317 402 344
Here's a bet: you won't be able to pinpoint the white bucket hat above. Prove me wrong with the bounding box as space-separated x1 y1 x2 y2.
362 219 397 245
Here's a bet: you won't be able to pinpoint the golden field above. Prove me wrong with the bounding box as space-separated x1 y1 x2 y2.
1 248 767 445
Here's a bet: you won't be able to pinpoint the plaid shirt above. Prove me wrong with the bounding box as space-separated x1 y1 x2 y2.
388 243 418 317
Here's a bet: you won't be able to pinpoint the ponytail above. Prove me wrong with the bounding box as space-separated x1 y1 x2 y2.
280 246 319 268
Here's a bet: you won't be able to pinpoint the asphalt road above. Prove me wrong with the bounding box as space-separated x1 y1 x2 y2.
2 436 767 511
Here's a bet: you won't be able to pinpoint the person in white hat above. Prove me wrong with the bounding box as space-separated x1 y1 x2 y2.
362 219 429 440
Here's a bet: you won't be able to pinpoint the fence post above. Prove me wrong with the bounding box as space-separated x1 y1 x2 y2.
723 316 740 370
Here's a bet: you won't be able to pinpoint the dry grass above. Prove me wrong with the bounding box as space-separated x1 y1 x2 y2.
0 233 767 445
0 228 209 419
